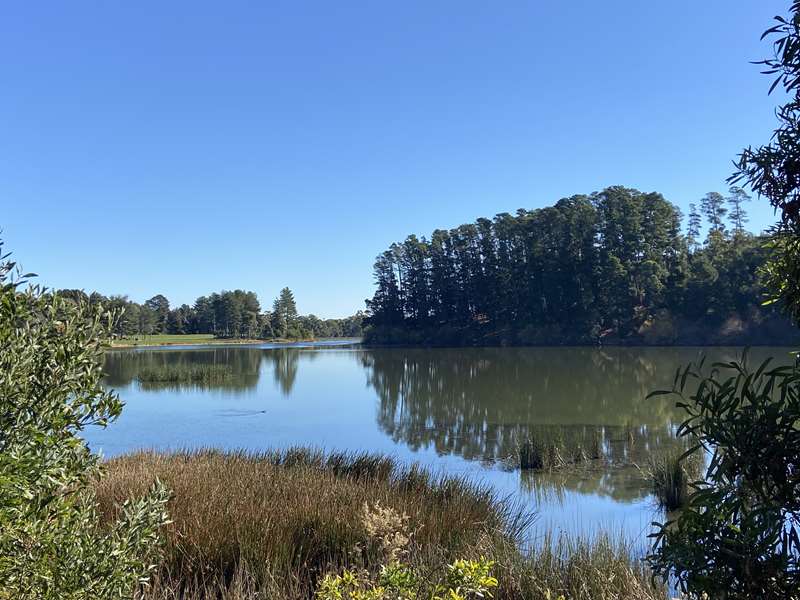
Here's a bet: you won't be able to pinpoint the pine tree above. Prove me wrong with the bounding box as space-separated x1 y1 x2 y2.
700 192 728 236
272 287 298 338
726 186 750 234
687 203 702 251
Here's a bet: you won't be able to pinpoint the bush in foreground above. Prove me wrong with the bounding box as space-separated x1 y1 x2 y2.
0 244 169 599
648 356 800 599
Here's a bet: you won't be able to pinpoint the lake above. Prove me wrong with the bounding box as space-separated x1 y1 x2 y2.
91 342 795 548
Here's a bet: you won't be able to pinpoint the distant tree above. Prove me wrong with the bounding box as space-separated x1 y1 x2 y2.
687 203 702 251
145 294 170 334
58 289 89 304
166 307 186 334
701 192 728 236
192 295 215 333
272 287 298 338
726 186 751 235
138 305 157 336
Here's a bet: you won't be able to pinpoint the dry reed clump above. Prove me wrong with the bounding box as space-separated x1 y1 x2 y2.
95 448 664 600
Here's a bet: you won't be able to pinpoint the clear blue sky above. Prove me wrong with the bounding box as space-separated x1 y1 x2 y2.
0 1 790 317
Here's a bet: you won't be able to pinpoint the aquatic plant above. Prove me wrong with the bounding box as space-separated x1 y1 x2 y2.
646 448 702 510
518 426 605 471
137 363 234 384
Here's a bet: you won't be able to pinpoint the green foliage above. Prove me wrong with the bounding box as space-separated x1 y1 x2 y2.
272 286 301 338
730 2 800 325
65 288 364 341
365 186 773 346
647 355 800 599
0 243 170 599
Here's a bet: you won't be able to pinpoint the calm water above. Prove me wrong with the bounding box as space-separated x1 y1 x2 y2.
90 342 795 546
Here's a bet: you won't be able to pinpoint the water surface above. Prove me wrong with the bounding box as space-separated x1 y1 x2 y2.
91 342 795 545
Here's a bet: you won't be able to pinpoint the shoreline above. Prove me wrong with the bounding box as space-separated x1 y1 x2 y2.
106 336 361 350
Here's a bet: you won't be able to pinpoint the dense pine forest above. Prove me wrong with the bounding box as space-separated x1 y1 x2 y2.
58 286 364 340
365 186 796 346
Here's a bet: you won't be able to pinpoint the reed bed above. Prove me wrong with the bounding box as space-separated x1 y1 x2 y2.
137 364 234 385
518 426 605 471
95 448 664 600
646 448 703 510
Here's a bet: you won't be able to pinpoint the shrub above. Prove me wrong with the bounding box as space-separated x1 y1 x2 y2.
0 244 169 599
647 355 800 599
315 502 498 600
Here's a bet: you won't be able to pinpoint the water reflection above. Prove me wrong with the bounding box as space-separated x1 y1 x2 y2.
103 346 325 395
98 344 793 518
360 346 783 502
360 347 698 458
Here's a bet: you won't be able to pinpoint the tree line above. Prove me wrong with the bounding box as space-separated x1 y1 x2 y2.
365 185 792 345
58 286 364 340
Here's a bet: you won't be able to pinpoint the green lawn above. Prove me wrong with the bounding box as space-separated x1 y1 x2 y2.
110 334 217 347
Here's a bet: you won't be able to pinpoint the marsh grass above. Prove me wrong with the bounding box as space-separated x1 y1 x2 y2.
137 364 234 385
646 448 703 510
518 426 605 471
95 448 664 600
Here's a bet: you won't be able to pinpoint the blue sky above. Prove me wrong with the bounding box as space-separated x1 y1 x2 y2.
0 1 790 317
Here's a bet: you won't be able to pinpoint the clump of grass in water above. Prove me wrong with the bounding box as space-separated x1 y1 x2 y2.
137 364 233 384
518 426 605 471
647 448 702 510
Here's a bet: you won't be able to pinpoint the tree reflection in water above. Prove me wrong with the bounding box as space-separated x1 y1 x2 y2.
103 346 320 395
359 347 761 501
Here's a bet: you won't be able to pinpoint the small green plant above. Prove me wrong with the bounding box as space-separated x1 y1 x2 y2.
315 502 498 600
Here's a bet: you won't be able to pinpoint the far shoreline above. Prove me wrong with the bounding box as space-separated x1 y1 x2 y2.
106 334 362 350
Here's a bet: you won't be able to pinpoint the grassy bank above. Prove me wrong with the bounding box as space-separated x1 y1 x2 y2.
108 334 276 348
95 449 663 600
107 334 349 348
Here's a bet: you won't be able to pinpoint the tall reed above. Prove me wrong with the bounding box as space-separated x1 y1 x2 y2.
518 426 605 471
647 448 702 510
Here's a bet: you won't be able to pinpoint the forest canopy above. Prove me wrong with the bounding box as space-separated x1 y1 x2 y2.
57 287 364 341
365 186 793 346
